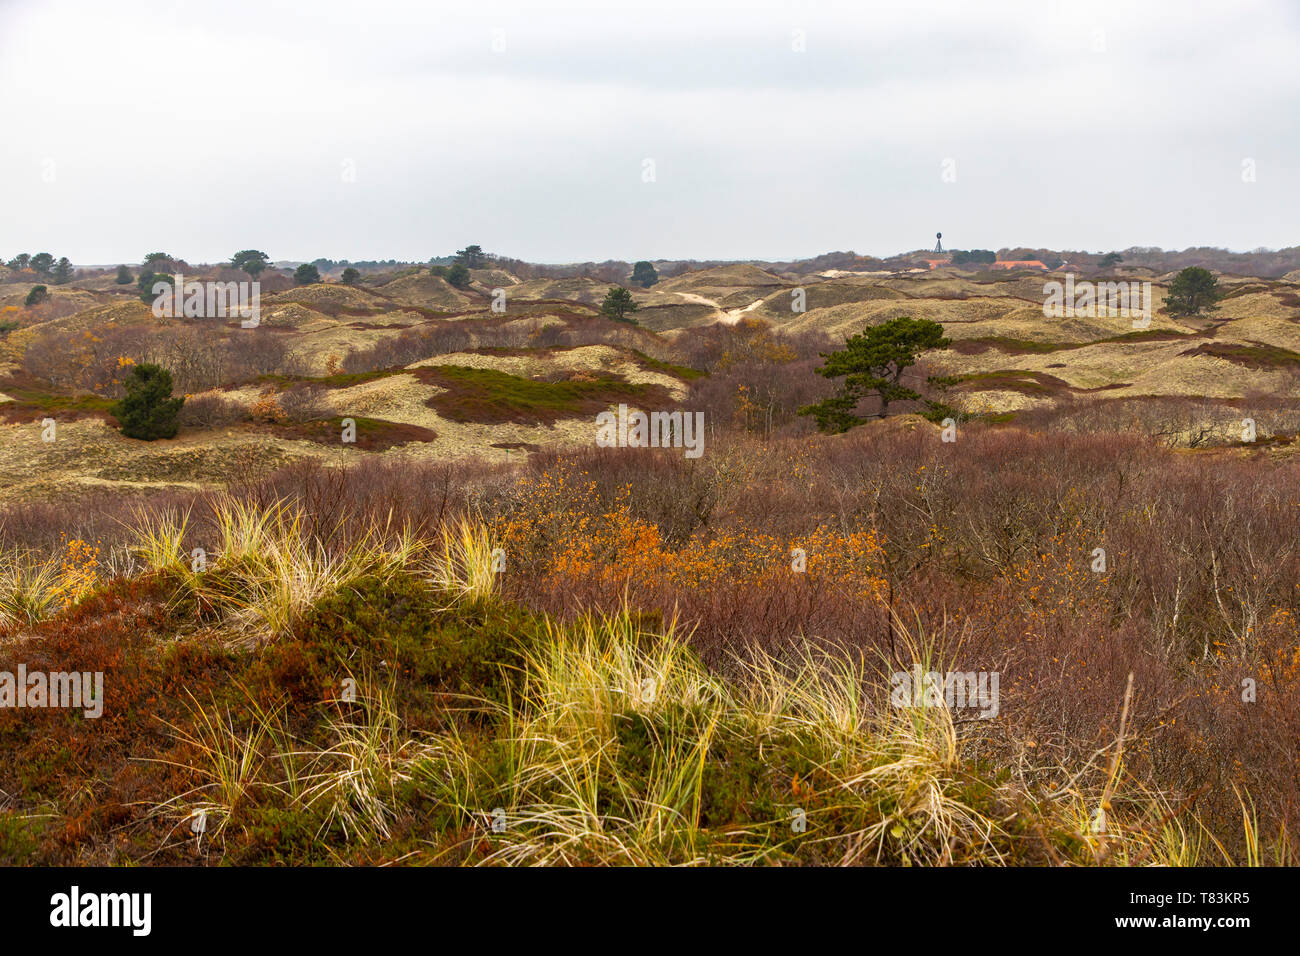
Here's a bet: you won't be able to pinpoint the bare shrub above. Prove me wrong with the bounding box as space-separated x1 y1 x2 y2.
176 393 247 429
278 385 335 423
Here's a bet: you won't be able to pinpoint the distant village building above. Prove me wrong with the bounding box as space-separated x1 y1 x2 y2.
990 260 1048 271
922 257 952 269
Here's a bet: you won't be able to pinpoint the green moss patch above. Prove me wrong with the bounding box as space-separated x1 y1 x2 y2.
1185 342 1300 369
273 416 436 451
414 364 673 424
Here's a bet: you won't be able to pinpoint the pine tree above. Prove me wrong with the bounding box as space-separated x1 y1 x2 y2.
1165 266 1221 316
799 317 951 431
230 250 270 278
456 245 488 268
112 363 185 440
600 286 639 323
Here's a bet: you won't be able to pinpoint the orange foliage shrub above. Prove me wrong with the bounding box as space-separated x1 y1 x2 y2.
52 535 100 610
248 389 287 424
495 465 888 655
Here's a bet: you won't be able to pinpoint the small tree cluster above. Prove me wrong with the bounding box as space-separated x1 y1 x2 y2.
7 252 60 279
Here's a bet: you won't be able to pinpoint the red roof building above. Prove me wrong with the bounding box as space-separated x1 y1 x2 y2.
990 260 1048 270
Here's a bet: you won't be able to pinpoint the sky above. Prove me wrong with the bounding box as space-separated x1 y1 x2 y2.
1 0 1297 265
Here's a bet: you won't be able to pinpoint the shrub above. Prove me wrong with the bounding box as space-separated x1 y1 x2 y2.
138 270 174 304
248 388 287 424
24 285 48 307
444 263 471 289
278 385 334 423
415 364 666 424
177 393 247 429
631 261 658 288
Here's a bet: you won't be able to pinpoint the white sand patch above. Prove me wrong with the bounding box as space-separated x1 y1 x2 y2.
409 345 688 398
720 299 766 325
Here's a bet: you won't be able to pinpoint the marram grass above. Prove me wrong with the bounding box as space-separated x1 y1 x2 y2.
428 515 501 605
0 553 62 628
155 589 1253 865
128 495 419 641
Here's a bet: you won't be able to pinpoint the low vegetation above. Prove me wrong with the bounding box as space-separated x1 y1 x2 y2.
0 420 1296 865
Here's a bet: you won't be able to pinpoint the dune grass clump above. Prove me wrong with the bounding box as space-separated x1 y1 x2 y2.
128 496 419 640
113 516 1281 866
299 673 464 847
209 499 419 639
150 688 294 844
427 516 501 605
156 602 997 865
448 609 1063 866
0 553 62 629
130 505 191 573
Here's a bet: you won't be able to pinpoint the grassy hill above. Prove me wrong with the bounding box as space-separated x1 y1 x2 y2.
4 262 1300 505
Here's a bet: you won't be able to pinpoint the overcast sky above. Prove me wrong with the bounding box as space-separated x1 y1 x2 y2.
1 0 1296 265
